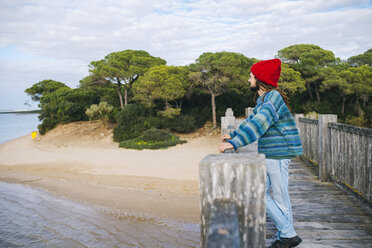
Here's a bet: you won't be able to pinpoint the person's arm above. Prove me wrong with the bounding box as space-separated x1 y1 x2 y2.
228 91 283 150
229 107 257 139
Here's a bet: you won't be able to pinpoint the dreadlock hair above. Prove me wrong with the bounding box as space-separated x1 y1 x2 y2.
253 79 292 112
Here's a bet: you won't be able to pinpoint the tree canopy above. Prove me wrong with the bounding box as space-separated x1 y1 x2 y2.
26 44 372 137
278 63 306 96
189 51 255 128
278 44 336 103
89 50 166 108
25 79 68 102
348 49 372 67
25 79 101 134
132 65 186 116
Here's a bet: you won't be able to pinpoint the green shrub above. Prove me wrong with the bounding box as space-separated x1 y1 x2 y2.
186 106 210 128
345 115 368 127
113 117 149 142
113 104 152 142
32 86 100 134
116 104 151 126
158 107 181 118
304 111 318 119
138 128 172 141
85 102 114 121
119 128 186 150
113 103 198 143
38 118 58 135
164 115 197 133
147 115 197 133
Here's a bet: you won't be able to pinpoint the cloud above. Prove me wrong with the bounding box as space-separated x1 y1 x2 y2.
0 0 371 109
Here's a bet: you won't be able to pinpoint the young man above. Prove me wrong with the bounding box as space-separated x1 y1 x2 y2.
219 58 303 248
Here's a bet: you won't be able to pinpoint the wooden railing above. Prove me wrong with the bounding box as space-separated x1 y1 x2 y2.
296 115 372 203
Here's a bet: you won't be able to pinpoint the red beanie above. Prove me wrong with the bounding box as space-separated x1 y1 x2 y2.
250 58 281 87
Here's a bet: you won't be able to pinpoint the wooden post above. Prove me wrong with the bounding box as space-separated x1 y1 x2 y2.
206 199 241 248
294 114 304 133
294 114 304 148
199 150 266 248
245 107 253 118
318 114 337 182
221 108 236 137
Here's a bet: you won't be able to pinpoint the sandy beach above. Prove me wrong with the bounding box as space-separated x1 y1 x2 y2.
0 121 220 223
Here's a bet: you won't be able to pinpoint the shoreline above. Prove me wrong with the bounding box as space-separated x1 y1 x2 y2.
0 170 200 223
0 110 41 114
0 121 220 223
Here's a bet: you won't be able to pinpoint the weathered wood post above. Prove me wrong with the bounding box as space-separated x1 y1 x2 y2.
206 199 241 248
245 107 253 118
318 114 337 182
294 114 304 133
294 114 304 148
221 108 236 138
199 147 266 248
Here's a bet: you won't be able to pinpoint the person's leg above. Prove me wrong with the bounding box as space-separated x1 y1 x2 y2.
276 159 293 225
265 166 281 240
265 158 297 239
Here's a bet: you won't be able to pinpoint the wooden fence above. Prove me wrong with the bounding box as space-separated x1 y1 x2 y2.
297 115 372 203
328 123 372 202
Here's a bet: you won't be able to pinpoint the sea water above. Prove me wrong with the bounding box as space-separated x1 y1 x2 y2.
0 113 40 144
0 182 200 247
0 114 200 247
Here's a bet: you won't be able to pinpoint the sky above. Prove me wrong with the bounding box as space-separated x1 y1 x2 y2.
0 0 371 111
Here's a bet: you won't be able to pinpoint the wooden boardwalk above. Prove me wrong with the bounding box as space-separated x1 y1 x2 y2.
266 158 372 248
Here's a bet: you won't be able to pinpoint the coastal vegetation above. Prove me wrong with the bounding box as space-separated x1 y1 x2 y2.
85 102 115 122
119 128 187 150
25 44 372 148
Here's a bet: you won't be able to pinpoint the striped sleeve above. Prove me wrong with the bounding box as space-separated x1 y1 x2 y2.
230 117 248 139
230 105 258 138
228 91 283 149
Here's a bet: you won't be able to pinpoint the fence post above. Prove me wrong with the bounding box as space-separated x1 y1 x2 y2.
294 114 304 145
199 152 266 248
318 114 337 182
294 114 304 133
205 199 241 248
221 108 236 137
245 107 253 118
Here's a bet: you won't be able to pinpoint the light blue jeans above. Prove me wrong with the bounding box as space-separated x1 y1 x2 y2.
266 158 297 239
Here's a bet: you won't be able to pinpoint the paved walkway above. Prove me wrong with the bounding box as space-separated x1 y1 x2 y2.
266 158 372 248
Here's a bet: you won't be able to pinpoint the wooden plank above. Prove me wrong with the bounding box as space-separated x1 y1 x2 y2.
348 132 353 187
337 129 341 179
368 137 372 202
355 133 360 196
342 130 346 182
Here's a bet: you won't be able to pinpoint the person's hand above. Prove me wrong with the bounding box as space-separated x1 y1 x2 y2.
221 134 231 142
219 142 234 153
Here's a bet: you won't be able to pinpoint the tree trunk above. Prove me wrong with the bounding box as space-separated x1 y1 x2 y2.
306 82 313 100
124 88 128 106
211 94 216 129
342 95 346 114
356 95 362 116
315 84 321 103
165 100 169 109
117 84 124 109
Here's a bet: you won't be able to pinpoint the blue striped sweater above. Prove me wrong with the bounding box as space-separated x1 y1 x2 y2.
228 90 303 159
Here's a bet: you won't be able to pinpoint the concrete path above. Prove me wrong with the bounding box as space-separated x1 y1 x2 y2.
266 158 372 248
